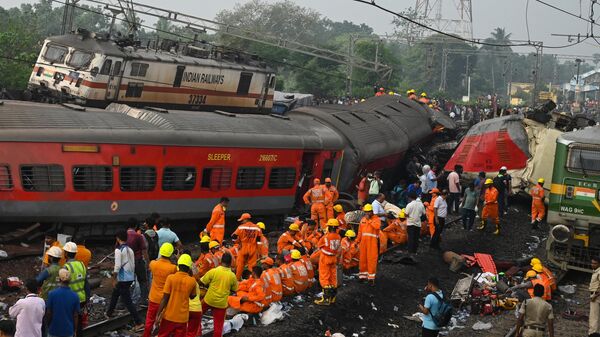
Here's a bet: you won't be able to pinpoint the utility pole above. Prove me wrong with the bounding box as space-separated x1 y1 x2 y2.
531 42 543 106
347 35 355 97
575 58 584 103
61 0 79 34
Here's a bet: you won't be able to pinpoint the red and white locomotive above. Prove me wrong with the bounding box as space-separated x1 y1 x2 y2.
27 31 276 113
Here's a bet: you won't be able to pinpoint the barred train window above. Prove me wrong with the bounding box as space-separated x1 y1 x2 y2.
567 146 600 176
73 166 112 192
269 167 296 189
0 165 13 190
163 167 196 191
130 63 149 77
236 167 265 190
201 167 232 191
120 166 156 191
20 165 65 192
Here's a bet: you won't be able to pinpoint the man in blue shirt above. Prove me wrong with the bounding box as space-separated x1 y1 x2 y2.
156 219 183 251
45 269 80 337
419 277 443 337
407 180 423 199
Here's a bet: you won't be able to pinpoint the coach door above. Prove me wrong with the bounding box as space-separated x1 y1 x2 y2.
104 58 123 101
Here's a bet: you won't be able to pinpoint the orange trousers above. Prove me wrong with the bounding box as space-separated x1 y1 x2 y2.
482 204 499 225
326 205 334 221
311 202 327 228
531 201 545 222
236 246 258 279
379 231 388 254
318 254 338 288
228 293 263 314
358 238 378 280
210 227 224 244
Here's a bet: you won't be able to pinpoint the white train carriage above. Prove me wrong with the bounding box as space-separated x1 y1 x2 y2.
28 32 276 113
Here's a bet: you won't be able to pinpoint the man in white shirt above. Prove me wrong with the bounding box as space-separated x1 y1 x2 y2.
371 193 387 226
8 279 45 337
431 190 449 250
405 192 426 254
447 165 463 214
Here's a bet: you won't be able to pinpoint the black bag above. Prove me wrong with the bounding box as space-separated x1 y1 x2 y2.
430 292 453 327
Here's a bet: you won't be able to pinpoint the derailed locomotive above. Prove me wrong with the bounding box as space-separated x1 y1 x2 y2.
0 96 454 236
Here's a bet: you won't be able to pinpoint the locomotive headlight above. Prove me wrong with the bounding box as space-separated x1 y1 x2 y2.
550 224 571 243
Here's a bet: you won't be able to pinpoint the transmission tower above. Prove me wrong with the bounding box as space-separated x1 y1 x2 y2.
411 0 473 41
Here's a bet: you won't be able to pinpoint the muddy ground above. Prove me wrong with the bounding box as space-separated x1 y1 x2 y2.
0 199 590 337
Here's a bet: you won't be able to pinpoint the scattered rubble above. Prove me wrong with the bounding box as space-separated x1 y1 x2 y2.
471 321 492 330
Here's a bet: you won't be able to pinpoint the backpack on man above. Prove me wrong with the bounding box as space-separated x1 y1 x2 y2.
430 291 453 327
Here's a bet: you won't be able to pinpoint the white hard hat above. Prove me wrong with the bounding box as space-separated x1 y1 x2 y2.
500 166 507 171
63 242 78 253
47 246 63 258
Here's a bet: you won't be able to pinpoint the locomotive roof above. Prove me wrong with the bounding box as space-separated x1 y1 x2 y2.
46 34 271 72
0 100 343 150
558 125 600 145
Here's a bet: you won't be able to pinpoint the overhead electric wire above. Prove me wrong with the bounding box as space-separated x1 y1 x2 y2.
535 0 600 27
49 0 377 88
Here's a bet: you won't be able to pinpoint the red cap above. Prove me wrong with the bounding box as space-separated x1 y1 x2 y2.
237 213 251 221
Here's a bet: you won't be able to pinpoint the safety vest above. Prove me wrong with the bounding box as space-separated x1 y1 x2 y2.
528 277 552 301
485 187 499 204
261 268 283 304
320 233 341 256
41 264 61 299
310 186 327 203
530 186 544 201
301 256 316 287
64 260 87 303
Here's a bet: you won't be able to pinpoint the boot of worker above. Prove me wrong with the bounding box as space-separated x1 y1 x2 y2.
477 220 485 230
314 289 330 306
532 219 539 230
329 287 337 304
493 223 500 235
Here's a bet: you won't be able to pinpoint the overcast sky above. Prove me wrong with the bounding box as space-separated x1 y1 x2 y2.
5 0 600 58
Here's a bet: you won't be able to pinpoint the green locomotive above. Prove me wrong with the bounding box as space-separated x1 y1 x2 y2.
546 126 600 272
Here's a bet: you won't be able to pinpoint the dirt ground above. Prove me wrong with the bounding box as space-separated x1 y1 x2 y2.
0 199 591 337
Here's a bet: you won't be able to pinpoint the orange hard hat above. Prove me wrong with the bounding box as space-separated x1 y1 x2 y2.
237 213 251 221
325 177 332 183
430 188 440 194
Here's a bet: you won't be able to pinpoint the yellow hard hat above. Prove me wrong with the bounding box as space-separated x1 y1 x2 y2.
421 92 427 97
327 219 340 227
388 91 394 95
530 257 541 266
538 178 545 184
177 254 193 268
257 222 266 230
289 223 300 231
363 204 373 212
407 89 415 94
525 270 537 279
399 209 406 218
333 204 343 213
360 98 366 102
532 264 543 273
159 242 174 258
485 178 494 185
209 241 220 250
200 235 211 243
290 249 301 260
345 229 356 238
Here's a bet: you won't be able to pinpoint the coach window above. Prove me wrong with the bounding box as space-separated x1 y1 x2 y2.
269 167 296 189
111 61 122 76
120 166 156 192
236 72 253 95
99 59 112 75
20 165 65 192
173 65 185 88
201 167 232 191
125 83 144 98
236 167 265 190
0 165 13 191
130 62 149 77
163 167 196 191
567 146 600 175
73 166 112 192
43 44 68 63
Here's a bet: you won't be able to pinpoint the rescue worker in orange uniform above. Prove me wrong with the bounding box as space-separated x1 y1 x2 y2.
301 251 317 288
530 178 546 229
256 222 269 261
277 222 303 255
333 204 348 230
382 209 408 248
407 89 417 100
356 204 381 285
375 87 386 96
203 197 229 243
426 188 440 237
419 92 430 104
195 236 218 279
530 258 557 291
227 266 266 314
478 179 501 235
289 249 309 294
277 254 295 297
232 213 262 279
260 258 283 305
324 178 339 220
315 219 342 306
303 178 331 228
341 230 359 271
507 270 552 301
299 219 317 251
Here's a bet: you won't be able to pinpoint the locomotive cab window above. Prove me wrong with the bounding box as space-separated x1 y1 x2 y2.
163 167 196 191
236 167 265 190
269 167 296 189
130 62 149 77
236 72 253 95
567 146 600 175
99 59 112 75
0 165 13 190
73 166 112 192
20 165 65 192
201 167 232 191
67 50 93 68
111 61 122 76
173 65 185 88
43 44 68 63
120 166 156 191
